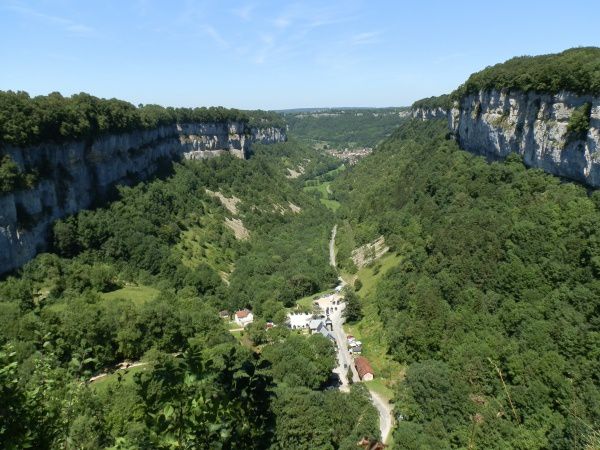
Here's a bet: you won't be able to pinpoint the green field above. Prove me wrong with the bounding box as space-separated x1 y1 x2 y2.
303 182 341 211
90 364 150 394
100 285 160 305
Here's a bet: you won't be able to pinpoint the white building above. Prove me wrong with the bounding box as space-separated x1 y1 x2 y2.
288 312 312 329
235 309 254 327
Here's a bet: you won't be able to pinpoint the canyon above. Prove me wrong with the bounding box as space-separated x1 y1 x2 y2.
0 121 286 275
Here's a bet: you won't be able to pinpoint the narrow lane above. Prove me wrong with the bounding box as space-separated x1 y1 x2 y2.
316 292 359 391
327 223 393 442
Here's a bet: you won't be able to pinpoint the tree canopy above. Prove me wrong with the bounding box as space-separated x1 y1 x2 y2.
0 90 284 147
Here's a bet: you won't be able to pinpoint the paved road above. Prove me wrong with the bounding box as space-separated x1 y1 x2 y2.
327 224 393 442
316 292 359 390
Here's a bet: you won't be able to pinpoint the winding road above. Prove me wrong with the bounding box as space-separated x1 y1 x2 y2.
327 224 393 443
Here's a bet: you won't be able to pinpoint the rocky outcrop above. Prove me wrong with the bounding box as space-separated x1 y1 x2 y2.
412 106 448 121
0 121 286 274
414 90 600 188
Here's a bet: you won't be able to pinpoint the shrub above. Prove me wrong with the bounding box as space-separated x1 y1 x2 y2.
567 102 592 138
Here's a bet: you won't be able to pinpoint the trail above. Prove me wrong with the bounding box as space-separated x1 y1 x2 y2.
329 224 337 268
369 389 393 444
88 360 148 383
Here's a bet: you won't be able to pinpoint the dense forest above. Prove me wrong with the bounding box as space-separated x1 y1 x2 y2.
0 137 379 449
332 120 600 449
411 94 452 110
0 90 285 147
285 108 409 148
412 48 600 110
453 47 600 96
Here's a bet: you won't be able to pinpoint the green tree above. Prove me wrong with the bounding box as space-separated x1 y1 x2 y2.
342 287 363 323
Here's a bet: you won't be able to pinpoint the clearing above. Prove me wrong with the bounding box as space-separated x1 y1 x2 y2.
100 285 160 305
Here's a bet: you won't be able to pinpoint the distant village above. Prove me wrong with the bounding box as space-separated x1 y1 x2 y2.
326 147 373 165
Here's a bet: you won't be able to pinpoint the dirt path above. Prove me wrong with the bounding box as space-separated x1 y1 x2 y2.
368 388 394 444
329 224 337 268
88 360 149 383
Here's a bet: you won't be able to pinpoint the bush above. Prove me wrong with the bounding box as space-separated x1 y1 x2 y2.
567 102 592 138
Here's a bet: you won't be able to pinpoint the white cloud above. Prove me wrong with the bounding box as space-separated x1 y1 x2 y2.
350 31 381 46
3 1 98 37
202 25 229 48
232 4 255 21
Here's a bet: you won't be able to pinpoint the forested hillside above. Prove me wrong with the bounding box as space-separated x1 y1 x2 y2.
285 108 409 148
0 138 379 449
0 90 284 147
454 47 600 97
332 120 600 449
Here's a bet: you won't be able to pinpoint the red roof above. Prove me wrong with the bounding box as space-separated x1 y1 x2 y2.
236 309 251 318
355 356 374 379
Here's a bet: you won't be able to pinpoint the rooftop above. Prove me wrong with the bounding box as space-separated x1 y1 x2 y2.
354 356 374 379
235 309 252 319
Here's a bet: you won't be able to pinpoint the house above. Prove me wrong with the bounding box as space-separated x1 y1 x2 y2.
357 437 386 450
234 309 254 327
219 310 230 320
309 318 325 333
354 356 374 381
318 326 336 343
287 312 312 329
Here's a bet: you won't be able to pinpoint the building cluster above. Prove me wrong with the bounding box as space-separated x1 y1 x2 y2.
287 311 335 342
326 147 373 165
218 295 375 382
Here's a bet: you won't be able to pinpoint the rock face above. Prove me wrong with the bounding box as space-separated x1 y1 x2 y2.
414 90 600 188
0 121 286 274
412 106 448 121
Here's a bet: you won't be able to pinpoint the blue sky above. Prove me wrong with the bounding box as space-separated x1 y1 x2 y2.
1 0 598 109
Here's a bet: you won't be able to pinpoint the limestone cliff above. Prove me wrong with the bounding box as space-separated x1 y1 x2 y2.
413 90 600 188
0 121 286 274
411 106 448 121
